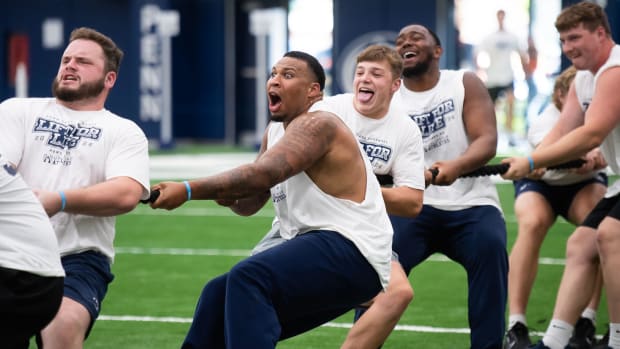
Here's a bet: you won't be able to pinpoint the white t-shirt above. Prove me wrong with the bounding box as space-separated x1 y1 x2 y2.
0 152 64 277
528 103 601 185
0 98 150 262
478 30 524 87
574 45 620 197
310 93 425 190
267 122 393 289
393 70 502 211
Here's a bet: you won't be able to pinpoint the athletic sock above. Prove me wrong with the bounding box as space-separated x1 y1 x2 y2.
581 307 597 325
542 319 573 349
609 323 620 349
508 314 527 329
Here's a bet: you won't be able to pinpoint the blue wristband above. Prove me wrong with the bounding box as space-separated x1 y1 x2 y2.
59 191 66 211
527 156 535 172
183 180 191 201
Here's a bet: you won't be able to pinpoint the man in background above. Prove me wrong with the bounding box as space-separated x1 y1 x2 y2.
477 9 529 148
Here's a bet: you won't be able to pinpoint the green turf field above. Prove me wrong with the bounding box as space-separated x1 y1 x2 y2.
53 180 609 348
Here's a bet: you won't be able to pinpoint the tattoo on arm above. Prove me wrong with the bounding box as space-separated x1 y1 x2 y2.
192 113 338 200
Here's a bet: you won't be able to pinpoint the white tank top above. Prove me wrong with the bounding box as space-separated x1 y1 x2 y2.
267 121 393 288
574 45 620 197
394 70 502 211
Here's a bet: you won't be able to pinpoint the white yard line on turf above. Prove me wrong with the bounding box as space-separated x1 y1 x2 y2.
96 315 469 334
98 314 543 336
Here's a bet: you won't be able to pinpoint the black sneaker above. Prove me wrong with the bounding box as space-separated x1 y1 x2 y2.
504 322 532 349
567 317 596 349
591 327 609 349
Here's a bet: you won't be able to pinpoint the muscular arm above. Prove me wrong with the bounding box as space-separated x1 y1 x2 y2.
219 193 271 216
503 67 620 179
459 72 497 169
36 176 144 217
215 130 271 216
432 72 497 185
151 112 338 210
381 186 423 217
532 68 620 166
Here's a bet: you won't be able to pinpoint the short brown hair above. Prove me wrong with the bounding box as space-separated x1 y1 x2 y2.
555 1 611 35
69 27 124 74
552 65 577 110
356 45 403 80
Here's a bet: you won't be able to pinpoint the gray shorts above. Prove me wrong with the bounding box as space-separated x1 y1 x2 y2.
252 222 286 255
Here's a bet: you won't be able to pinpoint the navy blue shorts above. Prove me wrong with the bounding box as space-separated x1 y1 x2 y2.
62 250 114 335
182 230 383 348
513 173 607 220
